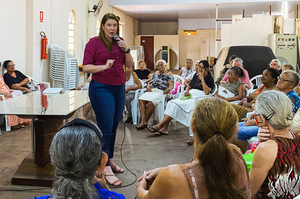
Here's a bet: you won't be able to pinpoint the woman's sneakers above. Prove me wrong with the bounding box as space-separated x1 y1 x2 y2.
124 117 132 124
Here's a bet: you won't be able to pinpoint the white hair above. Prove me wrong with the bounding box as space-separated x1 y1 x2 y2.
270 59 281 67
256 90 293 130
195 60 201 66
233 58 243 66
156 59 166 67
282 70 300 88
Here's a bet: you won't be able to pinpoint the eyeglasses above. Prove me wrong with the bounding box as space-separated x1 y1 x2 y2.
254 112 276 125
7 64 15 68
278 77 291 83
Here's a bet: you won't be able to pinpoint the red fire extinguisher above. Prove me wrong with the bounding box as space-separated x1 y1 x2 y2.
40 31 48 60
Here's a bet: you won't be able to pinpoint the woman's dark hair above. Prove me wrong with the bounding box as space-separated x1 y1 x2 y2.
192 98 244 199
265 68 279 84
199 60 209 69
230 66 244 78
229 55 238 62
3 60 12 68
98 13 120 53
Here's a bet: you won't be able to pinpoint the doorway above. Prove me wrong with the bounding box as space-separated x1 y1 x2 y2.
141 36 154 70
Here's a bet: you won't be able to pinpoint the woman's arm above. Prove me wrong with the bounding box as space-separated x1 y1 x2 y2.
0 91 12 98
223 84 246 102
198 72 212 95
76 75 92 90
250 140 277 198
126 72 143 93
18 77 29 86
82 59 115 73
163 72 174 95
177 69 183 77
137 165 190 199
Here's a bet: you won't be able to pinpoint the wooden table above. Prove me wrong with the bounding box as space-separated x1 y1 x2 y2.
0 91 90 186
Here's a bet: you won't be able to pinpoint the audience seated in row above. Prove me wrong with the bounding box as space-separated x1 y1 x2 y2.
215 54 238 85
0 73 31 128
136 60 174 130
137 98 251 198
3 60 31 94
147 60 214 136
31 119 125 199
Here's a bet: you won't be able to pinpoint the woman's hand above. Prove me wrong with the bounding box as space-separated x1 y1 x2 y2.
102 59 115 71
126 88 130 93
146 87 152 92
257 127 270 142
198 71 204 80
25 88 32 93
184 90 190 96
217 94 225 99
4 92 12 98
75 86 82 90
243 119 256 126
137 168 163 188
117 40 129 52
163 89 170 95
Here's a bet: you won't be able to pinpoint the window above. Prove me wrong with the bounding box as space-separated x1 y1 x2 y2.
96 19 101 36
68 10 76 54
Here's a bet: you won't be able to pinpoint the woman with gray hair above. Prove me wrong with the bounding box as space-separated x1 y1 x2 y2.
136 60 174 130
275 70 300 113
31 118 126 199
250 90 300 198
269 59 281 71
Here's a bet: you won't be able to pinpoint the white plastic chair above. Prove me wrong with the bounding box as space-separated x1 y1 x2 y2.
0 95 11 133
249 75 263 91
131 79 145 125
27 75 51 90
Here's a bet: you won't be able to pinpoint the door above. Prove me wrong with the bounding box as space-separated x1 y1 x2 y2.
141 36 154 70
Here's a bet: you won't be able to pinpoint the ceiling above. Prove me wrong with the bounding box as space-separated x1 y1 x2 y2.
109 1 300 22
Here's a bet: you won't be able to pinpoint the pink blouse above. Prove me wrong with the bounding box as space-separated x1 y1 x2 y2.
222 68 250 85
83 37 126 85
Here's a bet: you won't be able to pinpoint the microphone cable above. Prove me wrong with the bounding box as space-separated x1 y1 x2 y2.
109 121 137 188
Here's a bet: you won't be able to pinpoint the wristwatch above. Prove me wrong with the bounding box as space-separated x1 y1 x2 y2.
125 48 130 54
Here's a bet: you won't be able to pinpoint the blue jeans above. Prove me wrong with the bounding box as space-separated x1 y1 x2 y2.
89 80 125 166
237 122 259 141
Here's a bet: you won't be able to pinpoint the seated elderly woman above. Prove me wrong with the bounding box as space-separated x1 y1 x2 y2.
0 74 30 128
178 58 194 80
215 54 238 85
3 60 31 93
147 60 215 135
274 70 300 113
136 60 174 130
134 61 152 84
269 58 281 71
250 90 300 198
124 65 142 124
32 118 125 199
137 98 250 198
221 58 251 89
216 66 246 102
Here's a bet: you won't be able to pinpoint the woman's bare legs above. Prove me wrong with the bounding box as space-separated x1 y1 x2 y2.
137 100 147 128
145 101 155 123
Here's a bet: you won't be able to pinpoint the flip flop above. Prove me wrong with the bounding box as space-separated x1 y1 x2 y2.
104 174 122 186
147 126 158 133
136 124 147 130
154 131 168 136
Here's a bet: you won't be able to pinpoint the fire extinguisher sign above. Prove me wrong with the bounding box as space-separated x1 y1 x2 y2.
40 11 43 23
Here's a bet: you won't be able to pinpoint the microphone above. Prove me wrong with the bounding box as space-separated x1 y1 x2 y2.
113 34 125 52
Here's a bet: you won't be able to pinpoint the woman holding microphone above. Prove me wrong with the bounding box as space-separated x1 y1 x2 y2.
82 13 133 186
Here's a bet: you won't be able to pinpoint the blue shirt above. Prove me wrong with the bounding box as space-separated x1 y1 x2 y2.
286 90 300 114
30 183 126 199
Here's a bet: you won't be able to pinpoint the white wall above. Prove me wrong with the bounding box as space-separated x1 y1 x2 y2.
0 0 27 74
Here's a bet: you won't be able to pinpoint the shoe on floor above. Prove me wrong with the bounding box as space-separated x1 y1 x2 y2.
186 137 194 146
124 117 132 124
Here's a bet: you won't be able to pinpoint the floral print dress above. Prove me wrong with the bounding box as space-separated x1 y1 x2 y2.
0 75 31 127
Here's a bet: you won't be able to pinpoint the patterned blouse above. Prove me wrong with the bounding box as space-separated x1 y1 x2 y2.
286 91 300 114
224 80 244 96
257 132 300 199
150 72 174 91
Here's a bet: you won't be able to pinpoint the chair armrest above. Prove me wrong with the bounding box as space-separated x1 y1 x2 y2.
0 95 5 101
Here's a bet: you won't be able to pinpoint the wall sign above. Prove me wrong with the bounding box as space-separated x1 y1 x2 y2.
40 11 44 23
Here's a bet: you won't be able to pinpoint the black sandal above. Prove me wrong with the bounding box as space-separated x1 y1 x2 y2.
147 126 158 133
136 124 147 130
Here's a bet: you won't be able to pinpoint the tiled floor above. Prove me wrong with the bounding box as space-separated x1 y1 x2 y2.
0 113 194 199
